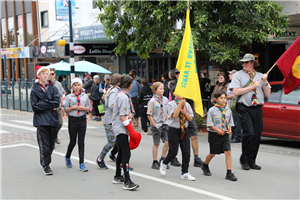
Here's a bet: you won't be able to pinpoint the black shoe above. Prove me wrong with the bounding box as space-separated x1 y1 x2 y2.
43 165 53 175
113 175 125 184
225 172 237 181
170 157 181 167
230 138 241 143
194 157 204 167
159 158 169 169
123 180 139 190
240 161 250 170
201 164 211 176
109 154 116 162
151 162 160 170
249 164 261 170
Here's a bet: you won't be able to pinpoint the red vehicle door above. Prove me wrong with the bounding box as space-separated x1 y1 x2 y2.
277 87 300 140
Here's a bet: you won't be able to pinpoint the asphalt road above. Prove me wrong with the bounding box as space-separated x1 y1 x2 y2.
1 109 299 199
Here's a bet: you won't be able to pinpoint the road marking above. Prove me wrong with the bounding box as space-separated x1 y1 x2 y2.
0 130 10 133
11 120 98 129
1 122 36 131
1 143 235 200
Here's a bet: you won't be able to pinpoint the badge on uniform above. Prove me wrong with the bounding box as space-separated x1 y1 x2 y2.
215 116 220 124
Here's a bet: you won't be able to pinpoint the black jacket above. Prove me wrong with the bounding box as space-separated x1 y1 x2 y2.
30 81 60 127
138 85 153 108
90 83 101 101
169 78 178 100
163 80 169 98
83 77 93 94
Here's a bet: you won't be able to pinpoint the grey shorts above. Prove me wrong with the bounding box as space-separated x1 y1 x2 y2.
187 118 198 137
208 131 231 154
151 124 168 145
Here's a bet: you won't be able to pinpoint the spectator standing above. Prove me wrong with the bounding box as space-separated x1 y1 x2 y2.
90 75 102 122
230 53 270 170
138 78 153 135
162 72 169 98
83 71 94 120
129 70 142 128
210 71 229 105
30 66 60 175
199 70 211 112
99 74 111 97
226 70 242 143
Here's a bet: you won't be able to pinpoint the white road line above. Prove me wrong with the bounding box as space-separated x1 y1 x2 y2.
0 130 10 133
1 122 36 131
1 143 235 200
11 120 98 129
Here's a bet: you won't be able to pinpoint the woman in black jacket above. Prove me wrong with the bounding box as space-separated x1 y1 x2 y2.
138 78 153 134
90 75 102 121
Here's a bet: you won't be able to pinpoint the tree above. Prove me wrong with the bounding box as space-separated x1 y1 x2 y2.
96 1 289 63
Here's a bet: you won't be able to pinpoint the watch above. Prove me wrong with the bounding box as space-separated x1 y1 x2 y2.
264 82 268 86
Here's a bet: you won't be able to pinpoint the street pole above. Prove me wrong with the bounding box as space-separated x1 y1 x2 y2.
69 0 75 80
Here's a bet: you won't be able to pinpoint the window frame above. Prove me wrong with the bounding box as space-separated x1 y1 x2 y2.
41 10 48 28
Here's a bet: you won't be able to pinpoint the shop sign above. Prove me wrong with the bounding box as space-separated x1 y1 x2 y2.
65 44 115 56
32 41 65 57
0 47 31 59
55 0 76 21
73 25 106 40
268 28 300 41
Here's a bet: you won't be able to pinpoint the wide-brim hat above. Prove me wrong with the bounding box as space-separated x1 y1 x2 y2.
238 53 260 67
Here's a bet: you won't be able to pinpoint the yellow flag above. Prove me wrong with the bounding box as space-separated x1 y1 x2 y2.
173 9 203 116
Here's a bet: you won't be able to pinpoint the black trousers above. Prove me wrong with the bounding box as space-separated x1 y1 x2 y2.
66 115 87 164
231 113 242 140
111 141 118 156
237 104 263 165
140 107 148 132
92 100 100 117
115 134 131 182
36 126 57 167
163 127 190 174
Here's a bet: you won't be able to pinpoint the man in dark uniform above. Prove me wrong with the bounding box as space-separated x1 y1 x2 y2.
230 53 271 170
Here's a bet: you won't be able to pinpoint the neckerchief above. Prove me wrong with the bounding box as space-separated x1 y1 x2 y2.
38 81 49 92
73 91 82 115
215 103 229 133
243 70 258 106
117 90 135 114
152 94 164 122
175 99 186 140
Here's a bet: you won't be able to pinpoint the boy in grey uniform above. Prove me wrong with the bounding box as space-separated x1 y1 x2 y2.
230 53 271 170
202 90 237 181
64 78 90 172
159 94 195 181
147 82 169 170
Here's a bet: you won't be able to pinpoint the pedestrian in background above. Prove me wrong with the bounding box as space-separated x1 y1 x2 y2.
90 75 101 122
162 72 169 98
129 70 142 129
138 78 153 135
64 78 90 172
226 70 242 143
199 69 211 112
30 66 60 175
83 71 94 121
202 90 237 181
230 53 270 171
147 82 169 170
210 71 229 105
49 68 65 145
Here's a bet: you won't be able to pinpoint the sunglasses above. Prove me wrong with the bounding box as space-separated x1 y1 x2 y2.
242 61 249 64
50 73 55 76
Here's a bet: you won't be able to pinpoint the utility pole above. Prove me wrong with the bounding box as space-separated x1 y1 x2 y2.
69 0 75 80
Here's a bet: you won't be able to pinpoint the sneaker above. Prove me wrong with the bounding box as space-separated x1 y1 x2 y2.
97 118 102 122
194 157 204 167
113 175 125 184
201 164 212 176
129 166 134 171
249 164 261 170
159 158 169 169
240 160 250 170
79 163 88 172
181 173 196 181
109 154 116 162
95 157 108 169
55 138 61 144
65 156 72 168
151 162 160 170
92 117 97 121
225 172 237 181
170 157 181 167
43 165 53 175
123 180 139 190
159 160 167 175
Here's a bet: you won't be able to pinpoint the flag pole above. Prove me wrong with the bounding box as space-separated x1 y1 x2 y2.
187 0 189 10
266 62 277 75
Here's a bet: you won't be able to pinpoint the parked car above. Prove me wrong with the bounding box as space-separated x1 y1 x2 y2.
1 85 11 94
263 81 300 141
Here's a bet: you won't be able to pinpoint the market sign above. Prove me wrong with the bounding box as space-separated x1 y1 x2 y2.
32 41 65 58
268 28 300 41
1 47 31 59
73 24 106 40
65 44 115 56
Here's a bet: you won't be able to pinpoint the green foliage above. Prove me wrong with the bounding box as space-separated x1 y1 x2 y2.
194 114 206 132
96 0 289 63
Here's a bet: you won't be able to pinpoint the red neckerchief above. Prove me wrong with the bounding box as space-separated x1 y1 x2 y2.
38 81 49 92
73 91 82 115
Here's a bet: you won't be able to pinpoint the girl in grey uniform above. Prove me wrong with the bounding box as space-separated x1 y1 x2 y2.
96 74 122 169
112 75 139 190
64 78 90 172
159 94 196 181
202 90 237 181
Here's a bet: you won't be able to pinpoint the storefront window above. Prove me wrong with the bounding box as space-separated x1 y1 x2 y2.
8 17 15 47
26 13 33 45
1 19 7 48
17 15 24 47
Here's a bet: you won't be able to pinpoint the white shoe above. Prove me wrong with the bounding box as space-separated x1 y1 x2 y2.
160 160 167 175
181 173 196 181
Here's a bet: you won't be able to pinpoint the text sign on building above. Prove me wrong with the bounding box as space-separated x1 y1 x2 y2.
1 47 31 59
65 44 115 56
32 41 65 58
55 0 76 21
73 25 106 40
268 28 300 41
